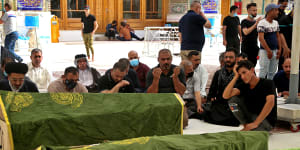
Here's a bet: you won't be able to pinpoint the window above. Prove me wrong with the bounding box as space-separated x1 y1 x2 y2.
67 0 87 18
146 0 162 19
51 0 61 18
123 0 140 19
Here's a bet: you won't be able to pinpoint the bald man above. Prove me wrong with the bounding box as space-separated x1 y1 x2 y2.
179 1 211 61
273 58 300 97
128 50 150 91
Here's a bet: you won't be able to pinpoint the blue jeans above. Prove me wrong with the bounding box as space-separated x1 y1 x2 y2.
258 49 278 79
4 31 22 62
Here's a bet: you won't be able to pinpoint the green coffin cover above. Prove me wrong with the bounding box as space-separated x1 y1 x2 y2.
40 131 269 150
0 91 183 150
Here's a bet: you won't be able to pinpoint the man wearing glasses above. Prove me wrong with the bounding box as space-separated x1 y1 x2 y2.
0 62 39 92
27 49 52 92
48 67 88 93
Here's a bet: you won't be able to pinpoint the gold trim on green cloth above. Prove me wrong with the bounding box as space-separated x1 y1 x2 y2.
174 93 184 135
50 93 83 108
5 92 34 112
111 137 150 145
0 96 15 150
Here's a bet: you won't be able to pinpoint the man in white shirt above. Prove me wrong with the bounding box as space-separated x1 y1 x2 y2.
0 3 22 62
74 54 101 92
27 49 51 91
188 51 208 102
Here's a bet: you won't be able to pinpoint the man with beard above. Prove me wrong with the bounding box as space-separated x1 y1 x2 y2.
99 62 135 93
48 67 88 93
0 62 39 92
27 48 52 91
187 51 208 102
205 49 240 126
223 60 276 131
273 58 300 97
278 6 293 71
146 49 186 95
241 3 262 67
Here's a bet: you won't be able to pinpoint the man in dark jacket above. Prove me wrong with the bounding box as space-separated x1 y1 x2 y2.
0 62 39 92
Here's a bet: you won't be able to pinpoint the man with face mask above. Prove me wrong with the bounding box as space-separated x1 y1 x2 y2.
0 62 39 92
27 49 52 92
241 3 262 67
99 62 135 93
128 50 150 91
276 0 288 22
223 5 242 54
48 67 88 93
181 60 204 118
205 49 240 126
74 54 101 93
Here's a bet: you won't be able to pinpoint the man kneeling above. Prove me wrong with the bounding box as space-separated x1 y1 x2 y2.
223 60 276 131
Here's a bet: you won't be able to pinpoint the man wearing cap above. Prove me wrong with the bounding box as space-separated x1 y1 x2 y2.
0 3 23 63
27 48 52 91
257 4 281 80
81 6 98 62
74 54 101 93
0 62 39 92
48 66 88 93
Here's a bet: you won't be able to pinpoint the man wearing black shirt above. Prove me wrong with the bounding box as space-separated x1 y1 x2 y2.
223 60 276 131
146 49 186 95
205 49 240 126
81 6 98 62
179 1 211 62
241 3 262 66
99 62 135 93
223 5 242 54
276 0 288 70
278 7 293 71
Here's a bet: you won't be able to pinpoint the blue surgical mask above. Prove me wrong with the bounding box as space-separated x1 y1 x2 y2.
130 59 139 67
3 71 7 77
233 13 238 17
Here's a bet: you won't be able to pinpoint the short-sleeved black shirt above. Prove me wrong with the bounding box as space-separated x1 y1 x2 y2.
98 72 135 93
81 14 96 33
146 64 186 93
236 78 277 126
179 10 207 52
223 16 240 41
279 14 293 49
241 19 258 47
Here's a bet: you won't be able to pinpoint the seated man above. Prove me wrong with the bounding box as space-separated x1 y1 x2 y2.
48 67 88 93
75 54 101 93
237 52 248 62
0 62 39 92
146 49 186 94
205 49 240 126
99 62 135 93
117 22 144 41
105 58 140 90
27 48 52 91
223 60 276 131
273 58 300 97
105 20 118 40
180 60 204 118
187 51 208 102
128 50 150 91
146 49 187 127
